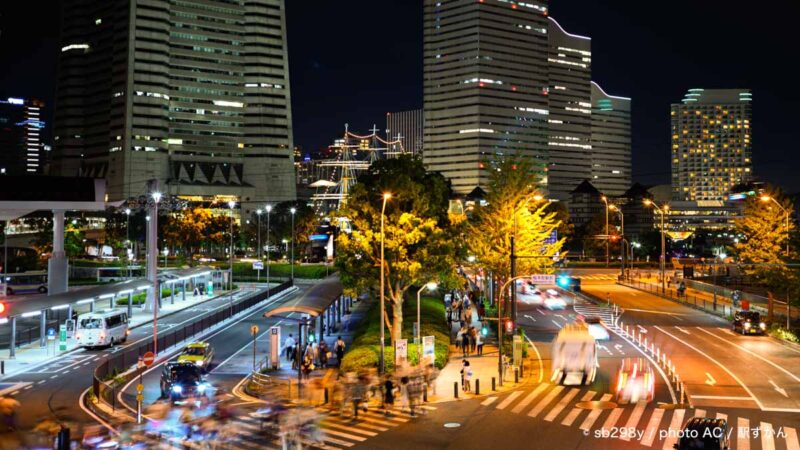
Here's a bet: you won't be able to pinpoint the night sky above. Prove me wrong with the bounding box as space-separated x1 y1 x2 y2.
2 1 798 191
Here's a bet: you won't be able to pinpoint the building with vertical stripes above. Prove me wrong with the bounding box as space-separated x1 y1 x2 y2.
0 96 45 175
671 89 752 201
590 81 631 196
386 109 423 156
51 0 296 204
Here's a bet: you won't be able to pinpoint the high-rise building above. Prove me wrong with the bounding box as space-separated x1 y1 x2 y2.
423 0 550 195
590 81 631 196
671 89 752 201
51 0 296 204
546 17 592 201
386 109 423 156
0 96 45 175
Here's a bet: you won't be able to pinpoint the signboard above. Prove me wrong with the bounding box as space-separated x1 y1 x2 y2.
252 261 264 270
47 328 56 341
142 351 155 366
270 326 281 369
544 229 558 246
512 335 523 367
395 339 408 366
206 280 214 297
251 325 259 336
59 324 67 351
529 274 556 285
413 322 419 344
422 336 435 366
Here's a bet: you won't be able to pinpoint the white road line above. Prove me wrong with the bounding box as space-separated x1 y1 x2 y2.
784 426 800 450
551 319 562 328
49 375 58 379
361 410 408 423
694 409 706 417
662 409 685 450
640 408 665 447
528 385 564 418
544 388 579 422
600 408 624 434
620 401 647 441
675 326 691 335
697 327 800 383
8 391 19 396
761 422 776 450
495 391 523 410
322 427 367 442
690 395 753 400
561 391 595 426
579 393 612 432
481 396 498 406
320 435 355 447
737 417 750 450
715 412 727 421
23 385 32 390
36 380 45 385
323 422 377 437
511 383 548 414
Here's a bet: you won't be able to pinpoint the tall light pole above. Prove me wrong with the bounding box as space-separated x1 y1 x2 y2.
228 200 236 291
125 208 131 279
290 207 296 281
380 192 391 374
644 199 668 294
760 195 792 328
256 209 262 282
150 191 162 355
609 204 625 278
416 281 438 365
601 195 610 267
266 205 272 289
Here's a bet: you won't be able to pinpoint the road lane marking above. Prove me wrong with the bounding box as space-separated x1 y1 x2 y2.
705 373 716 386
623 308 688 316
579 393 612 432
715 412 727 421
322 422 377 437
523 334 545 383
49 375 58 379
770 380 789 398
495 391 523 410
9 391 19 396
481 396 498 406
640 408 664 447
662 409 685 450
511 383 548 414
23 385 32 390
761 422 776 450
785 427 800 450
551 319 562 328
690 395 753 400
654 325 763 410
696 327 800 383
675 326 690 335
544 388 579 422
620 401 647 440
737 417 750 450
528 385 564 418
600 408 624 433
561 391 595 426
36 380 45 385
694 409 706 417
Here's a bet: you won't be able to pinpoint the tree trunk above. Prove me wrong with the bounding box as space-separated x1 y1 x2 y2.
390 294 403 343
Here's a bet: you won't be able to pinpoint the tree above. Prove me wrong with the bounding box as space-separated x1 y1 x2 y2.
335 155 459 342
735 191 795 281
575 212 621 260
163 208 215 262
466 157 564 282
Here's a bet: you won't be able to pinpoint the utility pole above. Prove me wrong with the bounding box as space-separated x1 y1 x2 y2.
510 235 517 327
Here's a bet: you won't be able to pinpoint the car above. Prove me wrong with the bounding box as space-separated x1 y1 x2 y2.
584 316 610 341
177 341 214 371
160 362 211 402
732 310 766 335
615 358 655 404
673 417 730 449
544 296 567 310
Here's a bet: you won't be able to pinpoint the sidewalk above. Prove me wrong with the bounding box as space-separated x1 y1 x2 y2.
0 286 251 378
623 277 741 318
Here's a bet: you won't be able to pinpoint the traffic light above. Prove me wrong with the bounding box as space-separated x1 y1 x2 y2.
307 330 316 343
481 325 488 336
505 319 514 334
0 302 5 315
557 275 570 288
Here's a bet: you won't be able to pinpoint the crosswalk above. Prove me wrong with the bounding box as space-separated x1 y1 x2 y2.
573 274 619 282
573 303 620 330
481 382 800 449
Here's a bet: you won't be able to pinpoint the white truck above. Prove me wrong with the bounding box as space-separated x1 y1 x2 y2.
551 324 598 386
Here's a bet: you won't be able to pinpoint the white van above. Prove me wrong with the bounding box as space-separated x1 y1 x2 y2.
551 324 598 386
76 309 130 348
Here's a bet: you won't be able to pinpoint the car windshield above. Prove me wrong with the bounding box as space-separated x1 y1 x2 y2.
80 318 104 329
738 312 760 321
184 347 206 356
170 366 201 383
680 436 721 449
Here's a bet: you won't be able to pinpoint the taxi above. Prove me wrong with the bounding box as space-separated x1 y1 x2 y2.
177 342 214 371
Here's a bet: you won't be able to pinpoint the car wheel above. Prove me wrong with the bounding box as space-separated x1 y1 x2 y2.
38 286 47 294
6 287 12 295
109 337 115 347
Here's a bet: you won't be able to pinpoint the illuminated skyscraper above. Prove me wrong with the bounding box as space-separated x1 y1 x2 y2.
590 81 631 196
386 109 423 156
52 0 296 203
0 96 45 175
671 89 752 201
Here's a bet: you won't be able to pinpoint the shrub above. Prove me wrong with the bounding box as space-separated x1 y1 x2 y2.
769 324 800 343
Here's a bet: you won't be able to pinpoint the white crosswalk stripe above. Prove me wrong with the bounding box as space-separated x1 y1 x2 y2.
561 391 596 426
785 427 800 450
579 394 613 432
511 383 549 414
640 408 664 447
573 304 619 329
761 421 776 450
600 408 624 433
738 417 751 450
495 390 523 410
620 401 647 441
662 409 685 450
544 388 579 422
528 386 564 418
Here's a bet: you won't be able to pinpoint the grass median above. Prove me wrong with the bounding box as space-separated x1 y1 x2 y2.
340 293 450 373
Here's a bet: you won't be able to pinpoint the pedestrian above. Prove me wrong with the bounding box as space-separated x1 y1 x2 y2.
399 376 410 413
476 329 484 356
606 292 611 306
318 341 329 368
460 359 469 392
283 334 296 359
466 306 473 324
456 328 466 357
342 309 351 332
407 375 424 417
301 352 314 379
335 336 346 366
423 363 439 395
382 375 396 416
469 326 478 353
477 301 485 321
464 361 472 393
290 344 299 370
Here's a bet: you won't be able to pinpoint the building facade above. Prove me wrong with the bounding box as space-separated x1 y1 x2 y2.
423 0 550 195
51 0 296 204
671 89 752 201
0 96 45 175
590 81 631 196
546 17 592 202
386 109 423 156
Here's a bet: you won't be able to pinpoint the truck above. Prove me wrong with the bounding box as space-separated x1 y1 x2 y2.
551 324 598 386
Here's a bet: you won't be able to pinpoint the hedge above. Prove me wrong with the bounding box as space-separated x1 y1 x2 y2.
339 292 450 372
218 262 330 280
115 288 174 306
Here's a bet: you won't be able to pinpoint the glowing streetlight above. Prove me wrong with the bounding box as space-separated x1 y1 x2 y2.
644 199 669 294
380 192 392 373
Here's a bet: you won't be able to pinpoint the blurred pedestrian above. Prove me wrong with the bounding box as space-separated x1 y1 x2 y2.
407 375 424 417
476 329 484 356
469 326 478 353
477 301 486 321
382 375 396 416
462 360 472 393
342 309 352 331
318 340 329 368
283 334 296 359
423 363 439 395
335 336 346 366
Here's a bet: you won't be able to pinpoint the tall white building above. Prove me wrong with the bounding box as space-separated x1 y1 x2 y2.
671 89 752 201
386 109 423 156
52 0 296 204
590 81 631 196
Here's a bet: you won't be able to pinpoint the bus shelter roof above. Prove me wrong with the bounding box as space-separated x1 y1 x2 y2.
264 275 342 318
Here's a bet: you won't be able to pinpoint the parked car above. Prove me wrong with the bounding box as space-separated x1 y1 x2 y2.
674 417 729 449
732 310 766 335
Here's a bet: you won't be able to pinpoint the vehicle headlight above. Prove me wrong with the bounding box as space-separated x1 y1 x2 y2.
197 383 207 393
195 360 204 367
744 322 751 329
172 385 183 394
760 322 766 329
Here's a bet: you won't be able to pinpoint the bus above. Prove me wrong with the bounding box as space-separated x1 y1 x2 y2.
551 324 598 386
2 271 48 295
75 309 130 348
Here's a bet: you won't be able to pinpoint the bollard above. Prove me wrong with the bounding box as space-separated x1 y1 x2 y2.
520 362 524 378
656 347 660 360
492 377 496 391
476 379 480 395
1 360 3 375
324 387 329 404
638 333 642 346
424 388 428 403
454 382 459 399
514 367 519 384
650 343 655 355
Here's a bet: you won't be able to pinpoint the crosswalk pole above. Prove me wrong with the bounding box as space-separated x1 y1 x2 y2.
476 379 480 395
454 382 458 399
492 377 496 391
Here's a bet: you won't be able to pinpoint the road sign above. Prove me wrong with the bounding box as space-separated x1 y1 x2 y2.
544 229 558 245
253 261 264 270
136 394 143 402
269 326 281 370
395 339 408 365
529 274 556 285
136 383 144 393
422 336 435 366
59 324 67 351
142 351 155 366
47 328 56 341
512 335 523 366
251 325 259 335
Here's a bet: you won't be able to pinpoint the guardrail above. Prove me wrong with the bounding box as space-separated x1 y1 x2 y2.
91 280 293 412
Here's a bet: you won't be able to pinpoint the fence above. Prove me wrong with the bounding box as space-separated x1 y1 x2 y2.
623 279 745 319
92 280 293 410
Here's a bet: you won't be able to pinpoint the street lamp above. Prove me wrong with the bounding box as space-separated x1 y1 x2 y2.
416 281 438 365
228 201 236 291
644 199 669 294
600 195 610 267
380 192 392 374
290 207 296 281
266 205 272 289
124 208 131 279
760 196 790 257
609 204 626 278
150 191 162 355
256 209 262 282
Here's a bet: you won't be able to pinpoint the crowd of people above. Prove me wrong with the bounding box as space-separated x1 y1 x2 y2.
446 289 487 357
